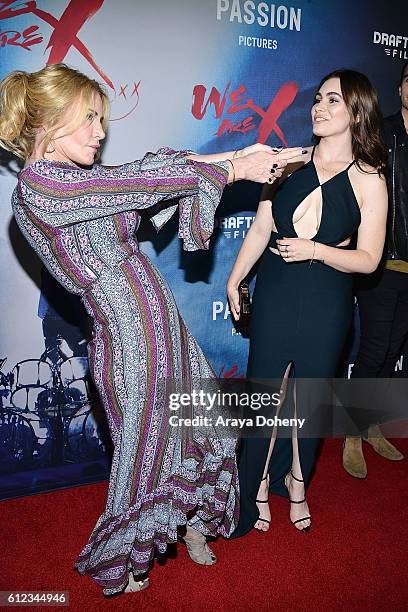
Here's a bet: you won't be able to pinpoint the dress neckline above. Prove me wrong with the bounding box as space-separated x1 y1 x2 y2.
22 158 83 172
310 145 355 187
291 146 360 242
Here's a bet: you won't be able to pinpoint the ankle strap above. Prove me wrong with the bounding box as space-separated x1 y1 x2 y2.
290 470 304 483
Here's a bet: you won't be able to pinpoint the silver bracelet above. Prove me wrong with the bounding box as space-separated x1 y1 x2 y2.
309 240 316 266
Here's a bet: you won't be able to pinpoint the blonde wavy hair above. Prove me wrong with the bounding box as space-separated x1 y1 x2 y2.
0 63 110 161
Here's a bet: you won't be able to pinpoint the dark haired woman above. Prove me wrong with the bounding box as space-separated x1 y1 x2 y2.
227 69 388 536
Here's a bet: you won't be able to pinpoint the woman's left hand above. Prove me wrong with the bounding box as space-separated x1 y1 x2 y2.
235 143 276 157
233 147 304 184
275 237 316 262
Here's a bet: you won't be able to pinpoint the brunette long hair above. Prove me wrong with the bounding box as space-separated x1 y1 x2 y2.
314 69 387 176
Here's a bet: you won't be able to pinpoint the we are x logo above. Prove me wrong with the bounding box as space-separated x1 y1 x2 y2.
0 0 113 88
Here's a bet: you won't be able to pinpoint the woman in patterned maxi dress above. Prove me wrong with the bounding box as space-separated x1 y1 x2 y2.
14 151 237 595
0 64 297 595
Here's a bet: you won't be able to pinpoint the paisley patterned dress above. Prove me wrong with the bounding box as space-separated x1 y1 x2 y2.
12 148 239 595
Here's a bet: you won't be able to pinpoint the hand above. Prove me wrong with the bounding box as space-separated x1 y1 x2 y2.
227 281 240 321
275 237 316 262
234 143 274 157
235 143 292 157
233 147 305 184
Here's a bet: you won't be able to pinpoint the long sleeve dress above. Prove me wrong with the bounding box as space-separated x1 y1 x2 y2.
12 148 239 595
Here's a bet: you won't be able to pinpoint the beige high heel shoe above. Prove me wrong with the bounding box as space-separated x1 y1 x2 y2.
124 571 150 593
183 526 217 565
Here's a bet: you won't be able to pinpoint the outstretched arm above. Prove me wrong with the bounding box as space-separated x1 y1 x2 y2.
189 144 306 183
17 146 302 251
19 149 225 223
17 149 229 251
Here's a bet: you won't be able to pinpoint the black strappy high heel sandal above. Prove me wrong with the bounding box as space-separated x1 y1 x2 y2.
255 475 271 531
284 470 311 532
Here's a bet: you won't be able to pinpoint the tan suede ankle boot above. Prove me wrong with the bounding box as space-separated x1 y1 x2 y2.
343 436 367 479
363 424 404 461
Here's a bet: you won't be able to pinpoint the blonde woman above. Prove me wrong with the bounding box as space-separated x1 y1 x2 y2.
0 63 302 596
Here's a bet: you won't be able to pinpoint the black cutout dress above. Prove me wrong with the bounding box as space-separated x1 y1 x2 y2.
233 148 361 537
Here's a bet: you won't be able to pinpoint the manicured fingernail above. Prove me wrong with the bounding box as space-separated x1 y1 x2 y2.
270 168 275 173
273 163 278 168
302 149 308 154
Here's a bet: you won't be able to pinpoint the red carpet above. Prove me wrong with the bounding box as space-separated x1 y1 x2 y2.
1 439 407 612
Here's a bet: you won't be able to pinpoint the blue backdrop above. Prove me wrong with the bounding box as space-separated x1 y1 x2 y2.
0 0 407 499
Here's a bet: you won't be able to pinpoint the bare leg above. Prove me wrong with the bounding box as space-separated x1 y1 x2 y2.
286 388 312 530
254 363 291 531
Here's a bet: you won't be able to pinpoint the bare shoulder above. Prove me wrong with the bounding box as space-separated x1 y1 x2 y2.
350 163 387 207
352 162 385 183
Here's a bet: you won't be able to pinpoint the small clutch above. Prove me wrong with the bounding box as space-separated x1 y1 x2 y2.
238 280 251 329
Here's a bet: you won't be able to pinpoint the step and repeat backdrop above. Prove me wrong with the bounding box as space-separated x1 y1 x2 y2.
0 0 406 498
